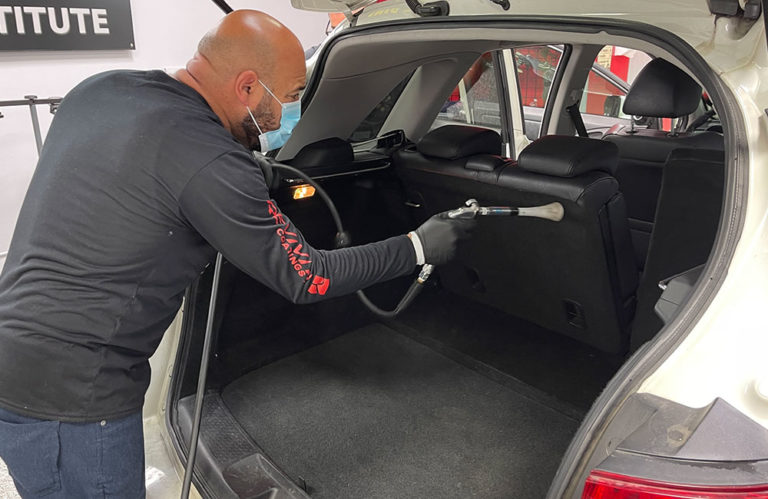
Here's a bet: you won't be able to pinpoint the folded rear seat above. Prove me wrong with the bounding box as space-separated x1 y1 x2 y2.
603 58 724 270
395 126 638 353
629 148 724 351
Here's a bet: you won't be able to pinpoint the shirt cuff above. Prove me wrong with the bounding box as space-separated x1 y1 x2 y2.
408 231 425 265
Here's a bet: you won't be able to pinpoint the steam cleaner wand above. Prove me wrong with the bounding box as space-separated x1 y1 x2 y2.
356 198 564 317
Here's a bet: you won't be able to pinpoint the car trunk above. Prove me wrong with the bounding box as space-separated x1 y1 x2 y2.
170 167 625 498
167 6 738 495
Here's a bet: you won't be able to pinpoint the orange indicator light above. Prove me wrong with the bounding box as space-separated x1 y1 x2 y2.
293 184 316 200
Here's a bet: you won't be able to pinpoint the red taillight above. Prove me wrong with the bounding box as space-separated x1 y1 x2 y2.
582 470 768 499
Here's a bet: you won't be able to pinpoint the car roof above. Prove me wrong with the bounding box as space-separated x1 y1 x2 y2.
289 0 764 76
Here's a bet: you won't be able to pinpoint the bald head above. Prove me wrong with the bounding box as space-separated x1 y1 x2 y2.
198 10 302 83
175 10 307 149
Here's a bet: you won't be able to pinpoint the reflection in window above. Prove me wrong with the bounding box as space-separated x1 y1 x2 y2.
514 46 563 109
349 74 412 143
431 52 501 133
580 46 652 119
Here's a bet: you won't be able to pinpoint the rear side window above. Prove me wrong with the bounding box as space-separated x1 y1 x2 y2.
512 45 565 141
579 46 652 122
348 75 411 143
514 45 564 110
430 52 502 132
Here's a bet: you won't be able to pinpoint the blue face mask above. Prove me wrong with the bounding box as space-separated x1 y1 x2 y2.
247 80 301 152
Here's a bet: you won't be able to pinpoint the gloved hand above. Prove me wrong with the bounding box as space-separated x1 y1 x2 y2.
412 212 476 265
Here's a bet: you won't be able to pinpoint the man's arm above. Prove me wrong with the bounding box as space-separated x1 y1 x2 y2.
179 151 417 304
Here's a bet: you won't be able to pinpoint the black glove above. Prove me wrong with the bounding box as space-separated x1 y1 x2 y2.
414 212 476 265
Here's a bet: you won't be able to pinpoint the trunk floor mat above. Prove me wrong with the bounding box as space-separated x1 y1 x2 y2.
221 324 579 499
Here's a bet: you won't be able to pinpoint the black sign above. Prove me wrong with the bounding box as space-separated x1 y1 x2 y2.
0 1 134 51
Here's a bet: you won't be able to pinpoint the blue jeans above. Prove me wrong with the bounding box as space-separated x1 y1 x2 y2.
0 406 145 498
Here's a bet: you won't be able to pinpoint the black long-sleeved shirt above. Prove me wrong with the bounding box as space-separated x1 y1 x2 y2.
0 70 416 422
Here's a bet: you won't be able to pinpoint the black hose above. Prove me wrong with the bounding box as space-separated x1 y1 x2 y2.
269 163 425 318
268 163 347 243
210 0 233 14
180 164 349 497
180 252 223 498
355 280 425 318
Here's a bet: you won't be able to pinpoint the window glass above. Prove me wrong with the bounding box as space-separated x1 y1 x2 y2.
579 46 652 120
512 45 564 141
349 75 411 143
514 45 563 109
430 52 502 133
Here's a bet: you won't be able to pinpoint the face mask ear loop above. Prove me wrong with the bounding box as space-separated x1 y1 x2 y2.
259 80 282 104
246 106 264 135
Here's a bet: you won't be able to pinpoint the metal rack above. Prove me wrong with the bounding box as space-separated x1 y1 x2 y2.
0 96 63 265
0 96 62 154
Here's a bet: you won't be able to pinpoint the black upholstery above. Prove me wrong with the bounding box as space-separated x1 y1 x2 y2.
604 58 723 270
290 137 353 167
630 148 724 351
417 125 502 159
606 131 723 224
285 137 391 178
519 135 618 177
466 154 506 172
622 58 702 118
396 130 638 354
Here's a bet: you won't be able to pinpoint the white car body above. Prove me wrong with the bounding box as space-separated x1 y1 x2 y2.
141 1 768 497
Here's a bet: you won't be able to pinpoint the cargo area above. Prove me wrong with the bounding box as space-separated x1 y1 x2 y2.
174 244 623 499
171 110 723 495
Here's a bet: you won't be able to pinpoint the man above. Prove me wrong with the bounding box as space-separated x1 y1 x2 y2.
0 10 473 498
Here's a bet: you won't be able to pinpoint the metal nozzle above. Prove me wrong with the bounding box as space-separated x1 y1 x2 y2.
447 199 480 219
417 264 435 283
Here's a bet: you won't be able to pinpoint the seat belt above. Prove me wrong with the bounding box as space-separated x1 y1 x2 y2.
565 100 589 138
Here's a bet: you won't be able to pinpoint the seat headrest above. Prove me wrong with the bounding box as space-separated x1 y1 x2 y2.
518 135 618 177
465 154 506 172
290 137 353 167
622 59 702 118
417 125 501 160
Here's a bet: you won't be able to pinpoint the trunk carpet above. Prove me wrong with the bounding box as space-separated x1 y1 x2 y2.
221 324 579 499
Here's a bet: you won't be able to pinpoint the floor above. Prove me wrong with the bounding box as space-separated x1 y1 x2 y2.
392 288 624 411
221 324 579 499
0 460 20 499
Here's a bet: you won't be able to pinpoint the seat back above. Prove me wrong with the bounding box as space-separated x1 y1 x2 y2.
396 127 638 353
604 58 723 270
630 148 724 350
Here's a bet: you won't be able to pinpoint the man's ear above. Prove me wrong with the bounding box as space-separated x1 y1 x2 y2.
234 70 261 106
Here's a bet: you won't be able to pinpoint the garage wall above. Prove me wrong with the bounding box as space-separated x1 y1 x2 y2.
0 0 328 271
